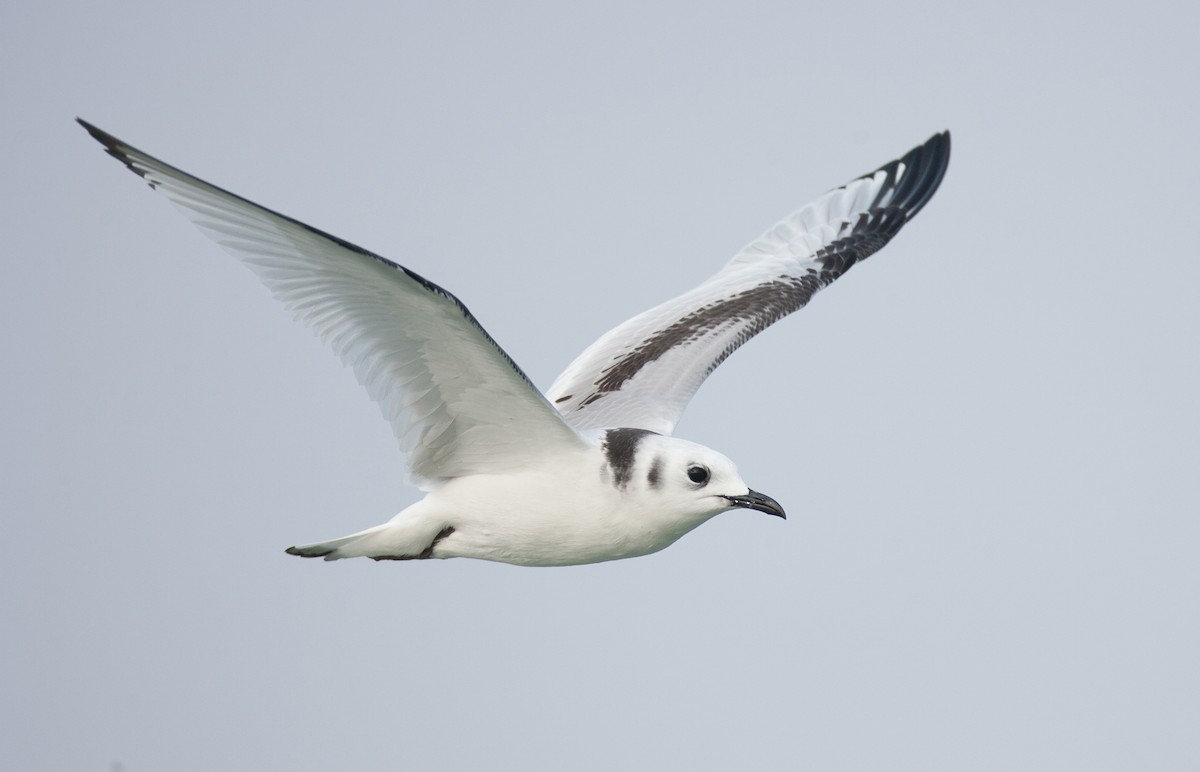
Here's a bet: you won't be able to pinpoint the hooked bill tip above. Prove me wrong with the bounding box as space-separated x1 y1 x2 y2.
723 489 786 519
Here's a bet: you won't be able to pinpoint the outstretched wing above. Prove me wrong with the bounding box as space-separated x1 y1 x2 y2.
80 119 586 489
547 132 950 435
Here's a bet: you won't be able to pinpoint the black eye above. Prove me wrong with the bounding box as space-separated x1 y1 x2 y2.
687 465 710 485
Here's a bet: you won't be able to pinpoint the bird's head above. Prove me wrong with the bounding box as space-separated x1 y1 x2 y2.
602 429 786 526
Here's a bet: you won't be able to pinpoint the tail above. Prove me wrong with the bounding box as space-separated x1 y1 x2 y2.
285 525 387 561
285 520 455 562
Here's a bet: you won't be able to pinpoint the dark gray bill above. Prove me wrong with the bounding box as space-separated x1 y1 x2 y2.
723 489 786 519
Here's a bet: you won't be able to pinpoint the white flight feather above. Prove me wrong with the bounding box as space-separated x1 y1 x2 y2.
546 152 931 435
89 125 587 489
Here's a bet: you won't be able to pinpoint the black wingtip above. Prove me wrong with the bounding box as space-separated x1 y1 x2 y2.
77 117 155 185
810 130 951 275
77 117 122 154
852 130 950 224
895 130 951 219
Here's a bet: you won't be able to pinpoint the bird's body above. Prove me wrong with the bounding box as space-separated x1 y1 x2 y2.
80 119 948 566
316 433 754 566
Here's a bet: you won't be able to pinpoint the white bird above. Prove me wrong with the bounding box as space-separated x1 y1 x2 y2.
79 119 949 566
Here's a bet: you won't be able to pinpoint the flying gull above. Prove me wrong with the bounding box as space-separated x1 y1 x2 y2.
79 119 949 566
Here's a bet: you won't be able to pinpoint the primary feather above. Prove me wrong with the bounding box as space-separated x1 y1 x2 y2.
547 132 950 435
78 119 586 490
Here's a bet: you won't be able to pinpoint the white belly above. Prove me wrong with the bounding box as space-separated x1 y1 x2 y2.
419 457 700 566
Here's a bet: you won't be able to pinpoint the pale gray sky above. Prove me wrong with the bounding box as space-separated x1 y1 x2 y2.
4 1 1198 770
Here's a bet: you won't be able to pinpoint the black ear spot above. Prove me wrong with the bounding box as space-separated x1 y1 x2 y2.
687 464 710 486
647 456 663 488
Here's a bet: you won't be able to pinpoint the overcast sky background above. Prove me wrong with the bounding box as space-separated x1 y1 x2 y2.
4 1 1198 770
